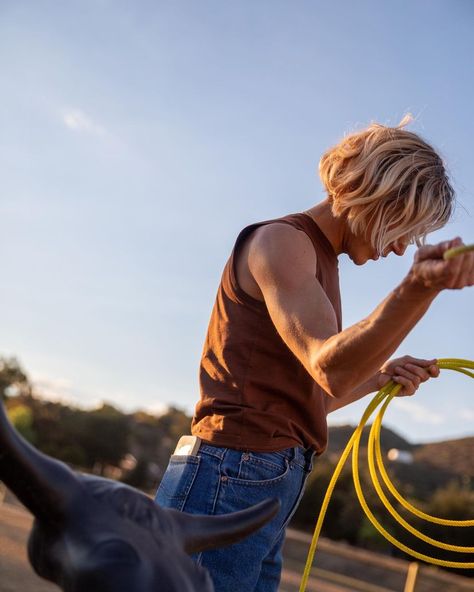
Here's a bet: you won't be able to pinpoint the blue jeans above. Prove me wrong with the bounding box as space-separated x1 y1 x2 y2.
154 443 315 592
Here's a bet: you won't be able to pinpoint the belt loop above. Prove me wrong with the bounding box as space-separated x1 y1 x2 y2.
291 446 298 463
305 448 315 472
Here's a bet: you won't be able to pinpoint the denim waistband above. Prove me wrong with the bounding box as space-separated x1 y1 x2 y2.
198 443 315 473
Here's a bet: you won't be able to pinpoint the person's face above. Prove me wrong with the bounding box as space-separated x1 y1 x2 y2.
347 231 410 265
382 238 410 258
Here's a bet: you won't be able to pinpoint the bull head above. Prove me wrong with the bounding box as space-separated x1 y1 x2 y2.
0 399 279 591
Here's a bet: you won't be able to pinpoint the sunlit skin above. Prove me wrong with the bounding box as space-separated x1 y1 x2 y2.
234 198 473 412
349 236 409 264
322 203 411 265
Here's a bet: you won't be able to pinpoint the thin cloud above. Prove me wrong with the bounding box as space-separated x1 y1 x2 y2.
458 408 474 422
92 387 169 417
392 398 444 425
327 416 353 426
32 374 101 409
140 402 169 417
61 108 106 136
31 374 169 417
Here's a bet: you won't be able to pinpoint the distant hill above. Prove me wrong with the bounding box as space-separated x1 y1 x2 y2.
325 425 473 499
327 425 473 476
326 424 414 456
412 436 474 478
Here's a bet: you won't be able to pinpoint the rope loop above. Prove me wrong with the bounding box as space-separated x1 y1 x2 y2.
299 358 474 592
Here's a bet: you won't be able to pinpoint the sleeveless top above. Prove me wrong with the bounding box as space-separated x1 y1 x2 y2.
190 212 342 454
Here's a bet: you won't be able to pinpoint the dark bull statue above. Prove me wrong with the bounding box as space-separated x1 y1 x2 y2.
0 398 280 591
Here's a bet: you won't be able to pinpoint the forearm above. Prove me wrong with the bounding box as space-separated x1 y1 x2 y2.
325 374 380 413
313 273 439 398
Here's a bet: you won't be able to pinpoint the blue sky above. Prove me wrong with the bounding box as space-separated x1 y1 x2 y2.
1 1 472 444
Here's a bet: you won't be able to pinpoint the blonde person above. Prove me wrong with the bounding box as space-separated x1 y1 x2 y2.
154 115 473 592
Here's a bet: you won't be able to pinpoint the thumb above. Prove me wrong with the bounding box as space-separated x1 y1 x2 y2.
377 372 392 389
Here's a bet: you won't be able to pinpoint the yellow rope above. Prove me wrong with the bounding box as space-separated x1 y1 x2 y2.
443 243 474 259
299 358 474 591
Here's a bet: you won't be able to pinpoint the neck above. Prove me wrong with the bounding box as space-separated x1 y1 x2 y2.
304 199 347 255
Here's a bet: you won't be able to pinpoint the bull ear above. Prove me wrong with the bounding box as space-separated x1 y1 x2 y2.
0 398 79 523
169 498 280 554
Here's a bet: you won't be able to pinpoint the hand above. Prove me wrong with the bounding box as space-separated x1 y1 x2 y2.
408 238 474 292
377 355 440 396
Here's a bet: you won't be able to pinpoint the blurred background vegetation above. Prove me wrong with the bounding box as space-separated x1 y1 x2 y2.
1 355 472 576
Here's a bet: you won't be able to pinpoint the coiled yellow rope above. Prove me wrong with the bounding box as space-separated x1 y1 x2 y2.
299 358 474 591
298 244 474 589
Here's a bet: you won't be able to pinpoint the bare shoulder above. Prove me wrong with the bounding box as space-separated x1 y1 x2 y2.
249 223 317 286
250 223 316 263
234 222 315 301
235 222 316 301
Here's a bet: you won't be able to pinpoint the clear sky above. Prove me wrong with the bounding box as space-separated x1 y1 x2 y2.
1 1 472 444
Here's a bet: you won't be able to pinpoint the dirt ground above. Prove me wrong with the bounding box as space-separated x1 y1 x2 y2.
0 503 59 592
0 502 345 592
2 501 471 592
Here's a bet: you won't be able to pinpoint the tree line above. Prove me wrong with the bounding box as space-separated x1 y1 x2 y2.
0 356 189 489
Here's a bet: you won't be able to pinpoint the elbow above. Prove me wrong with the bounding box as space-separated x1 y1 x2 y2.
310 338 357 399
311 360 345 399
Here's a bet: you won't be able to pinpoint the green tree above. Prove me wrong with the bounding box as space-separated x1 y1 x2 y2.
0 356 30 400
71 403 130 468
6 404 36 444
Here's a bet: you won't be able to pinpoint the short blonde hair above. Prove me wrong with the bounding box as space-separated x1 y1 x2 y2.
319 114 455 255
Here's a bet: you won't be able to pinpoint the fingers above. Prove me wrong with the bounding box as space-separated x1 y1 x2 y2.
454 249 474 288
384 356 437 372
398 355 437 368
389 358 440 396
377 372 392 388
427 364 440 377
414 237 462 263
392 374 417 396
392 366 421 395
396 363 430 383
412 237 474 290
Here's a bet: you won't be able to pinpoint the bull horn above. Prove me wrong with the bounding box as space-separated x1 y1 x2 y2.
0 398 79 523
169 498 281 554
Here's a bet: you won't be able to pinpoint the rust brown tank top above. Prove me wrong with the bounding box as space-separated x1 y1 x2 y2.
191 212 342 454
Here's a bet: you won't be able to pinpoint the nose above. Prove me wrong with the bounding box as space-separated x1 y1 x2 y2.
392 241 407 256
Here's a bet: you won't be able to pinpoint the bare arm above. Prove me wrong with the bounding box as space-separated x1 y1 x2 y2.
325 374 380 413
325 355 440 413
249 224 473 399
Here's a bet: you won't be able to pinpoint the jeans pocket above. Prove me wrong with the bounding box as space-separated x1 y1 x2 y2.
284 469 310 525
155 455 200 511
225 450 290 486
